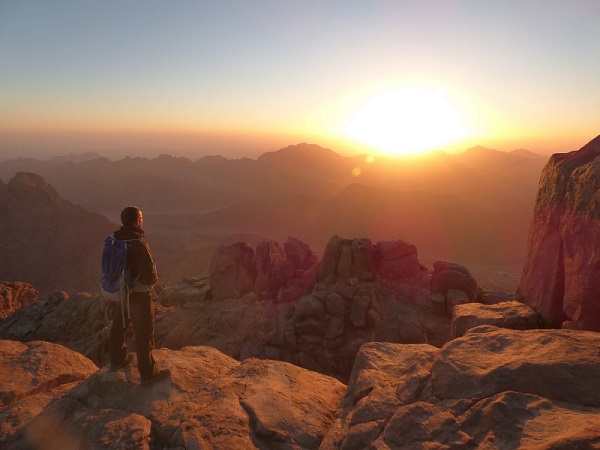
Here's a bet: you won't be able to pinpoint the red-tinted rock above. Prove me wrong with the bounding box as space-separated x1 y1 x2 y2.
517 135 600 330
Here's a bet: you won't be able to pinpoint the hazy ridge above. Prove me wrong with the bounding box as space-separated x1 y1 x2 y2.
0 143 546 293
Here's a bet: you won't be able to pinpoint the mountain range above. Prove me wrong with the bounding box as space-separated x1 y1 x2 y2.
0 143 547 294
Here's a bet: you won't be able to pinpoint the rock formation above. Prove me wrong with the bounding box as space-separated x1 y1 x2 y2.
0 292 108 366
3 325 600 448
0 281 38 319
322 326 600 448
209 237 320 303
0 234 496 382
319 235 421 283
517 135 600 330
431 260 478 302
449 301 541 339
0 340 97 447
3 344 345 449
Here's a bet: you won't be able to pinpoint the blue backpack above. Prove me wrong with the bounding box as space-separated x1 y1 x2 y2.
100 235 137 298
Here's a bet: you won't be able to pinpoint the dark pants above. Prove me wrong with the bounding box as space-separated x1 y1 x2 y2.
108 292 156 380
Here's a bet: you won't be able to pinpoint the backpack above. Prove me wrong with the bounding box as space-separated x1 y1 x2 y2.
100 235 137 301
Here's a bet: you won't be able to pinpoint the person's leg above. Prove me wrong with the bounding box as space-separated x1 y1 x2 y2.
129 292 156 380
108 300 128 365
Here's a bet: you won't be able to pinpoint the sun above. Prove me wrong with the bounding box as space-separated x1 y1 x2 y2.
343 87 469 156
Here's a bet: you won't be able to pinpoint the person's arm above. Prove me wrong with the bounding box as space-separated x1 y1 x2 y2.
135 241 158 286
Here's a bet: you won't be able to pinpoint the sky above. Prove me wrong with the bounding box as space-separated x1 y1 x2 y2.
1 1 599 159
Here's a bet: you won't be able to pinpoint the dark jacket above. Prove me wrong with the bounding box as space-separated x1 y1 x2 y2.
113 226 158 289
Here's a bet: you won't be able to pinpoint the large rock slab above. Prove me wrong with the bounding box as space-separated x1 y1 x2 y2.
432 327 600 405
4 346 345 449
0 292 108 366
0 340 97 446
450 301 541 339
517 135 600 330
322 326 600 449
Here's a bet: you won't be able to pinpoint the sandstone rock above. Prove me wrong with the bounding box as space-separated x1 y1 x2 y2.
323 327 600 448
319 234 343 281
375 240 420 279
0 293 109 366
158 279 210 306
321 342 440 448
0 281 38 319
284 236 317 270
325 292 345 316
431 261 478 303
350 295 370 327
0 340 97 446
209 241 257 301
517 135 600 330
450 301 541 339
255 239 286 296
336 242 353 279
294 295 325 320
325 316 345 340
351 238 375 280
432 327 600 405
5 346 345 449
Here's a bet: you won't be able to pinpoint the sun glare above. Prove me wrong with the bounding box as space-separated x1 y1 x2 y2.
343 87 468 156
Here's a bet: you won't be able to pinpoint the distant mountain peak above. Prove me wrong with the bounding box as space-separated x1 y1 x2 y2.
8 172 52 190
257 143 343 167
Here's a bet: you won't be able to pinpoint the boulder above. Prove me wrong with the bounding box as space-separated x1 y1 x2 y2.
450 301 541 339
283 236 317 270
319 234 343 281
431 261 478 303
0 293 108 366
322 327 600 448
209 241 257 301
255 239 286 296
517 135 600 330
0 340 97 447
4 346 345 449
0 281 38 319
375 240 420 280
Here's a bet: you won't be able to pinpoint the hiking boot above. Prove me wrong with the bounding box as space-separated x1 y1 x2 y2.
109 353 133 371
141 368 170 385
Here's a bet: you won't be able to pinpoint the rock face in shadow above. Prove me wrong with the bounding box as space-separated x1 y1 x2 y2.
322 327 600 449
0 281 38 319
0 172 114 298
4 345 345 450
517 135 600 330
0 292 109 367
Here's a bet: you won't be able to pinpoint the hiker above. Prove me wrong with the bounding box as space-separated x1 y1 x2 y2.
107 206 169 384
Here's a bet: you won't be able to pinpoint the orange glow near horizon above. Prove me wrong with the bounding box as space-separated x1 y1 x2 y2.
342 86 471 157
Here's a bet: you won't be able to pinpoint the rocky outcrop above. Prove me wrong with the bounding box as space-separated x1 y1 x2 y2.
319 235 421 283
209 241 257 301
3 345 345 449
322 326 600 448
209 237 319 303
0 281 38 319
6 327 598 448
0 292 108 366
517 135 600 330
0 172 114 298
0 340 97 447
449 300 541 339
431 260 478 302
